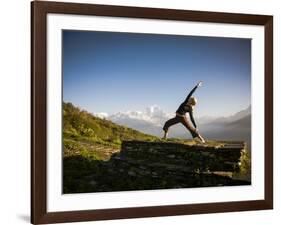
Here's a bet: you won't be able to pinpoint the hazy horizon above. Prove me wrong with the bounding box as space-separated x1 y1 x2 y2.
91 103 251 119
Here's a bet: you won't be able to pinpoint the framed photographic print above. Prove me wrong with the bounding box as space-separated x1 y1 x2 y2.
31 1 273 224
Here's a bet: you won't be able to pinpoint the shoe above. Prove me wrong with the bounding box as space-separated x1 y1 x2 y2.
194 135 205 144
197 134 206 143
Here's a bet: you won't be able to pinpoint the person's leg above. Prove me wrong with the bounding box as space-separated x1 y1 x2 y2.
163 116 180 139
180 116 205 143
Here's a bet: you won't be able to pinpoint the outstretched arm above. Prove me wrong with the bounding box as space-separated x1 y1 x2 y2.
183 81 203 104
189 110 197 128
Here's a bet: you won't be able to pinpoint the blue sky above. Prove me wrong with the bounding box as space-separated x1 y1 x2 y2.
63 30 251 117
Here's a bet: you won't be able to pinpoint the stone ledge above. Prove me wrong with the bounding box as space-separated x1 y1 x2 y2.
118 140 246 172
64 140 250 193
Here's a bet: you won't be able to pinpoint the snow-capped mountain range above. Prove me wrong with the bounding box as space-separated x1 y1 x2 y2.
94 105 251 148
107 105 172 126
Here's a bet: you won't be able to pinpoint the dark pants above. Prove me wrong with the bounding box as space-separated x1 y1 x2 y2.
163 115 199 138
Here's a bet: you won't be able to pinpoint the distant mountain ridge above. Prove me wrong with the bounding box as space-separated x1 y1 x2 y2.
200 108 251 150
102 105 251 144
206 105 251 125
96 105 251 127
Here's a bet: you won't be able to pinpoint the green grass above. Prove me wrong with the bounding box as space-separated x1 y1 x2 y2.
63 102 162 161
63 102 158 147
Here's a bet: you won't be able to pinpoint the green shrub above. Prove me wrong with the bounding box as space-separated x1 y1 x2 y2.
233 148 251 181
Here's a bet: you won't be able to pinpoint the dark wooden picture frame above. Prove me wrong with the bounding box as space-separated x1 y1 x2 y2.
31 1 273 224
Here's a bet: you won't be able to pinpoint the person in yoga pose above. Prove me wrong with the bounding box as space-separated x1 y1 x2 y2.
163 81 205 143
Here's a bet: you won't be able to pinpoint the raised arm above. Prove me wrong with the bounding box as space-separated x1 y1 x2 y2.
183 81 202 104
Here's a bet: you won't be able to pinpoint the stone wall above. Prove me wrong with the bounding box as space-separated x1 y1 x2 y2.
66 140 251 193
118 141 244 173
99 140 251 191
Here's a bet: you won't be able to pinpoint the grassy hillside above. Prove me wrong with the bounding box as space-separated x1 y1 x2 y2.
63 102 159 159
63 102 159 141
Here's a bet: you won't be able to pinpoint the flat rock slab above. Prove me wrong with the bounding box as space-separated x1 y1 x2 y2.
119 140 245 172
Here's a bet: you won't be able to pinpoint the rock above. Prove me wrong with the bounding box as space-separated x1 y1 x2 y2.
89 180 97 186
151 172 159 177
128 170 136 176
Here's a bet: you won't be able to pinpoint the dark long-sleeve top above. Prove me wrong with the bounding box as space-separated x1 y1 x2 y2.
176 85 198 128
